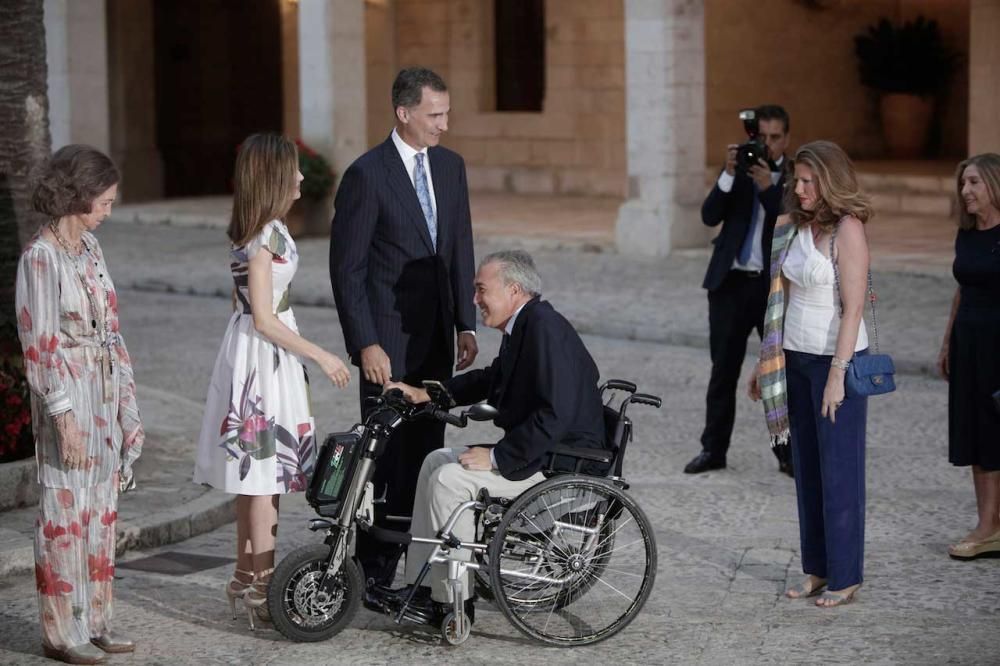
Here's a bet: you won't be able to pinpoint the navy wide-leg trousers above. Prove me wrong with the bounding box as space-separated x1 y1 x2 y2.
785 349 868 590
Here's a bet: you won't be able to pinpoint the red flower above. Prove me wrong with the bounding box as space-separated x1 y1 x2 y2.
45 335 59 353
35 562 74 596
56 489 74 509
88 551 115 582
18 306 32 332
100 509 117 527
24 346 39 363
94 415 108 428
42 521 66 541
297 422 312 438
68 521 82 538
80 509 91 527
238 415 268 444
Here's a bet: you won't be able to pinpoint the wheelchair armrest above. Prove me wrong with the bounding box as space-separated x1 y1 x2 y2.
550 445 613 464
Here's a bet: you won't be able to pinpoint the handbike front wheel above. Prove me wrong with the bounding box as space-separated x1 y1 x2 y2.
268 544 363 642
487 476 657 646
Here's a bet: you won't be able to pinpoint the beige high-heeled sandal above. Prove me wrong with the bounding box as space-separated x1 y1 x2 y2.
225 569 254 620
243 570 273 631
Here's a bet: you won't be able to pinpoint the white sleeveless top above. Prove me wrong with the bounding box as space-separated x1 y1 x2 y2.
781 229 868 355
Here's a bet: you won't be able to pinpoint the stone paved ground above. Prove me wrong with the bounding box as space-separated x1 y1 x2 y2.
0 280 995 665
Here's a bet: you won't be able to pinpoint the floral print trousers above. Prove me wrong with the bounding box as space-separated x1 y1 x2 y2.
34 480 118 650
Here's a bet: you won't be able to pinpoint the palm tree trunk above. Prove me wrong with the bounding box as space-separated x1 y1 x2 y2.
1 1 50 461
0 0 51 331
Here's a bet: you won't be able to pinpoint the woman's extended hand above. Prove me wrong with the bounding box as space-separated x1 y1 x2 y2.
747 362 762 401
820 368 846 424
54 411 87 469
937 342 950 381
317 351 351 388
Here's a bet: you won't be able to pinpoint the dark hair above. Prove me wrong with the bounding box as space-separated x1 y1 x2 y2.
756 104 790 134
227 133 299 246
32 145 120 217
955 153 1000 231
785 140 872 232
391 67 448 110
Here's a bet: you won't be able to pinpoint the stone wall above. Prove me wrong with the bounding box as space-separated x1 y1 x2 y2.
969 0 1000 153
705 0 970 164
375 0 627 197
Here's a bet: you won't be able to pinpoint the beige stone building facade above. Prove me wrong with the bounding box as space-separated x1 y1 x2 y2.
45 0 1000 255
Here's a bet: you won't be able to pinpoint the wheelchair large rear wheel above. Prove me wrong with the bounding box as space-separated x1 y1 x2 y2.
487 476 656 646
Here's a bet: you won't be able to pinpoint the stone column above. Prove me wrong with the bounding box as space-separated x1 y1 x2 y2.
44 0 110 154
616 0 706 256
298 0 367 182
969 0 1000 153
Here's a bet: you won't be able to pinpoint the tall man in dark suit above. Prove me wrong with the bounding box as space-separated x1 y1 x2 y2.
330 67 478 585
684 105 793 476
386 250 604 617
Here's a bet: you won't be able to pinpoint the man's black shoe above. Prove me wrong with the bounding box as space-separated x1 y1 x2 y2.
778 459 794 478
684 451 726 474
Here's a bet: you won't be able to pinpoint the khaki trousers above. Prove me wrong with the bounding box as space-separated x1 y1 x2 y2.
403 448 545 602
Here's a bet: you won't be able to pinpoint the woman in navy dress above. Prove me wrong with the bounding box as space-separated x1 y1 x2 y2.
937 153 1000 560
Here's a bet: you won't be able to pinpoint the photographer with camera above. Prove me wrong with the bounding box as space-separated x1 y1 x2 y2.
684 104 792 476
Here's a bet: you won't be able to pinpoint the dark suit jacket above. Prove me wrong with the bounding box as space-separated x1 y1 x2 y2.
330 136 476 377
700 168 785 292
444 298 605 481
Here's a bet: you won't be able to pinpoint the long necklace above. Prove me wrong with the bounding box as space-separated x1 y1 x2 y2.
48 221 115 402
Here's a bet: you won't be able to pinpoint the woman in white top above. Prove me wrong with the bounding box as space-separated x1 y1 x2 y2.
749 140 872 608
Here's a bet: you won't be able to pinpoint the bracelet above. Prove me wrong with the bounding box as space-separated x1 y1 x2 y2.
830 357 851 371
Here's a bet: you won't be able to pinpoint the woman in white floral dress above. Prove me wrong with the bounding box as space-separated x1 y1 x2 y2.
193 134 351 627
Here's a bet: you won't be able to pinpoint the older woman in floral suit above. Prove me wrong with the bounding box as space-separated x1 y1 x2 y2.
16 145 143 665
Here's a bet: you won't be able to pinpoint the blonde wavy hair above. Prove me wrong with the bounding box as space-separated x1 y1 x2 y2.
785 140 873 231
227 133 299 247
955 153 1000 231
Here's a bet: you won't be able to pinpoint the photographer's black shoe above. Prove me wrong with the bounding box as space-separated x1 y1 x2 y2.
684 450 726 474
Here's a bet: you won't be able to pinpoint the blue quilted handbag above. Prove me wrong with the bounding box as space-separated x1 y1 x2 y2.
831 223 896 399
845 353 896 397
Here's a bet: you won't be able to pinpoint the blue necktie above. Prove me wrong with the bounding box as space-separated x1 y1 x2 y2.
738 183 761 266
414 153 437 250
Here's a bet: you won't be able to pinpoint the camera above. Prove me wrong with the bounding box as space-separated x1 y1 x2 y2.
735 108 772 174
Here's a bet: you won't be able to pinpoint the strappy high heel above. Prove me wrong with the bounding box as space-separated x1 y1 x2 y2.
243 570 272 631
225 568 254 620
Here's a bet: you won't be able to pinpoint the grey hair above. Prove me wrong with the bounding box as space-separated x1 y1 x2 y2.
481 250 542 297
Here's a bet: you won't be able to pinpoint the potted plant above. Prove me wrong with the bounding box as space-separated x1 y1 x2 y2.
853 15 960 158
286 139 336 237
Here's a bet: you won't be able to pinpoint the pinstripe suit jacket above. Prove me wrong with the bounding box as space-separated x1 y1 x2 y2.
330 136 476 378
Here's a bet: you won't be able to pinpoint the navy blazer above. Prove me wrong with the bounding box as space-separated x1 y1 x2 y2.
330 136 476 377
444 298 605 481
700 168 785 292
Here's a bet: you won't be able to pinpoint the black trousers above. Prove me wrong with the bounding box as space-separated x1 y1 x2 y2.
700 269 768 458
354 322 452 587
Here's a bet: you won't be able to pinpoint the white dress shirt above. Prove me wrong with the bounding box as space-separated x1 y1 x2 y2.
717 155 784 272
391 128 437 219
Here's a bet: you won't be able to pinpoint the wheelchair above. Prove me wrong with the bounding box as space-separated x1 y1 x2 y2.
267 379 661 647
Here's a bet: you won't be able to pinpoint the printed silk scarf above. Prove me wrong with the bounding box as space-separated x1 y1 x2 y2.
759 221 798 447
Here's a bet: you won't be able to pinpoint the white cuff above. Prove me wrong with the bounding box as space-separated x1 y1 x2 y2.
717 171 735 193
43 390 72 417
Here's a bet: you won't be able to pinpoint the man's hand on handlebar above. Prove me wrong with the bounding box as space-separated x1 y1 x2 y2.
383 381 430 404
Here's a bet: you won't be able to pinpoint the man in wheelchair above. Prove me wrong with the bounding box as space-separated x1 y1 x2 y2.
384 250 605 624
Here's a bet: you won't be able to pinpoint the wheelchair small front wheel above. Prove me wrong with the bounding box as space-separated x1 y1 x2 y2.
440 611 472 645
268 544 363 642
487 475 657 646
